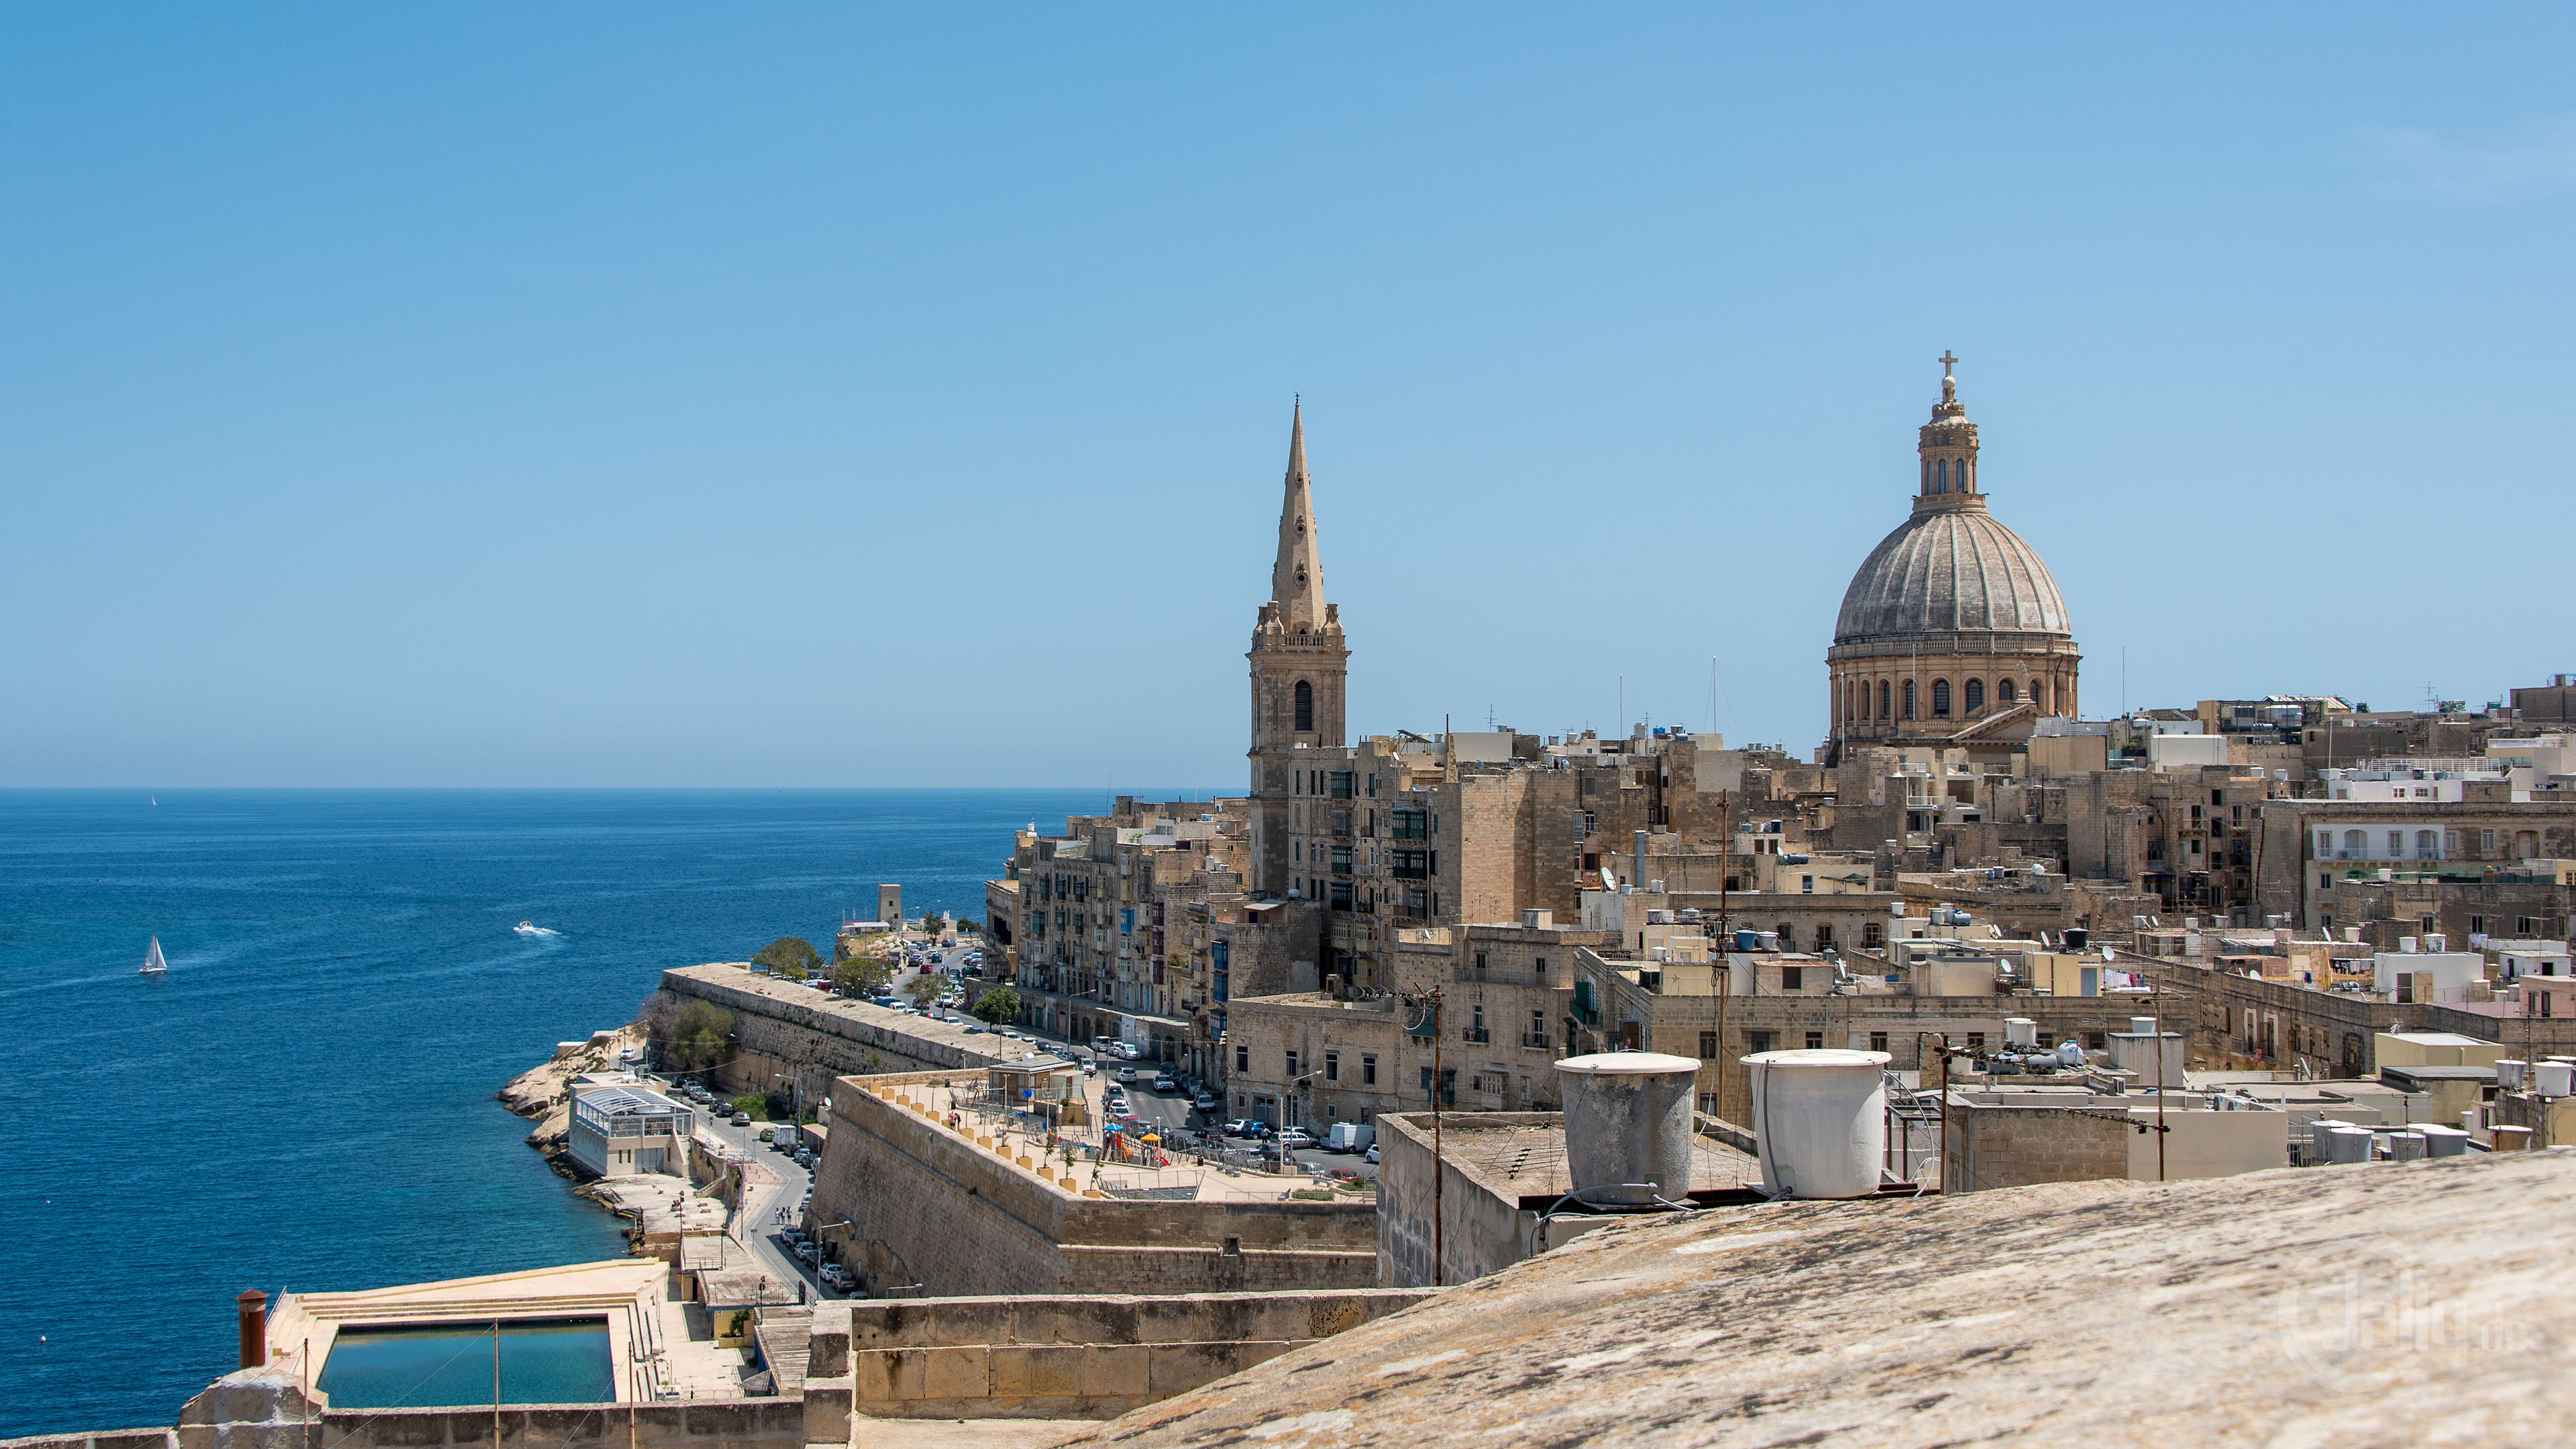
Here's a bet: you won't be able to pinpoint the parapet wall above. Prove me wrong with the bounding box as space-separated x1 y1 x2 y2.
814 1073 1378 1298
837 1289 1435 1420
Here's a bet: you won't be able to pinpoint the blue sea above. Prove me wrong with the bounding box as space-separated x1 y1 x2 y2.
0 788 1202 1435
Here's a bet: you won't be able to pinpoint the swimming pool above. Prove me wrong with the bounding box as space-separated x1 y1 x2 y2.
315 1317 614 1407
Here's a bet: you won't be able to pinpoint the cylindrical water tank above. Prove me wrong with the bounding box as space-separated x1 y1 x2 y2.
2419 1125 2471 1158
2386 1131 2427 1162
2497 1059 2529 1091
2056 1039 2087 1067
1552 1052 1701 1207
1742 1049 1891 1199
2129 1016 2159 1036
2536 1061 2574 1098
2004 1018 2037 1048
2322 1126 2376 1164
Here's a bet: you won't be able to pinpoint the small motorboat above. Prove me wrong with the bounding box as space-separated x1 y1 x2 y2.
514 921 560 937
139 936 168 976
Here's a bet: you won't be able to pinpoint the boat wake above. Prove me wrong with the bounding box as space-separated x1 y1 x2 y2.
513 922 563 938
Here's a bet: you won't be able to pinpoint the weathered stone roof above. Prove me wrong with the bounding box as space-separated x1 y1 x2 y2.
1835 500 2071 645
1074 1152 2576 1446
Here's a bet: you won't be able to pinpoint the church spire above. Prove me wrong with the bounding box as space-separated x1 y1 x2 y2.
1917 350 1982 509
1269 398 1326 629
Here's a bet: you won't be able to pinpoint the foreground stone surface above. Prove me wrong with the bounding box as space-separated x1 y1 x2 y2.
1071 1152 2576 1447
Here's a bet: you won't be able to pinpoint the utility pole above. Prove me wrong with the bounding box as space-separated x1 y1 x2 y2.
1400 984 1445 1286
1713 790 1733 1120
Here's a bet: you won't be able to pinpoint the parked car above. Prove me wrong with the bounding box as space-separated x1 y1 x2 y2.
819 1265 853 1292
1192 1091 1218 1113
1364 1143 1381 1164
731 1112 751 1126
1273 1128 1319 1152
1150 1074 1178 1093
756 1127 775 1142
795 1242 820 1264
1116 1066 1138 1083
1081 1060 1098 1076
1223 1119 1273 1140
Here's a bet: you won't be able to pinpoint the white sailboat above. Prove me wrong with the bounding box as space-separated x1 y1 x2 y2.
139 936 168 977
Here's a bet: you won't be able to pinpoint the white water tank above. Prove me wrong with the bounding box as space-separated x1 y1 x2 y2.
2419 1125 2472 1158
2004 1018 2038 1048
2537 1061 2575 1098
2386 1130 2427 1162
1742 1049 1891 1199
2129 1016 2159 1036
2322 1126 2376 1165
1553 1052 1701 1207
2498 1059 2529 1091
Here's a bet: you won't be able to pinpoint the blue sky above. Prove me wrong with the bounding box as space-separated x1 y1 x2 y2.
4 7 2572 786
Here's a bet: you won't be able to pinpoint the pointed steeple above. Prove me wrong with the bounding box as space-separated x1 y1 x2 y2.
1269 398 1327 630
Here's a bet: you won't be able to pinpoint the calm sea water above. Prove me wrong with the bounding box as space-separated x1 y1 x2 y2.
0 788 1197 1435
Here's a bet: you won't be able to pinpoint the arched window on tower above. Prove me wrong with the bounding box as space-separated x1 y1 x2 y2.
1878 680 1891 720
1902 680 1917 720
1964 679 1984 713
1931 680 1951 718
1934 460 1947 494
1294 680 1313 733
1997 678 2017 706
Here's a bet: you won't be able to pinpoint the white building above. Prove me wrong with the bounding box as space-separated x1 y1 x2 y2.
568 1083 696 1178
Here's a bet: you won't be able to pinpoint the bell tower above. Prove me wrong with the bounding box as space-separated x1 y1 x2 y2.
1248 400 1348 896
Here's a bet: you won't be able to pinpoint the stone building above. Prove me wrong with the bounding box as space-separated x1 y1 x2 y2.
1825 357 2080 763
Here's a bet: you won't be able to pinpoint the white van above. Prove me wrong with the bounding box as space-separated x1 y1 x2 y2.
1324 1123 1375 1155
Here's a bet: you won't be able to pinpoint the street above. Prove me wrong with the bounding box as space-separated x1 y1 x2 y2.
700 1112 820 1294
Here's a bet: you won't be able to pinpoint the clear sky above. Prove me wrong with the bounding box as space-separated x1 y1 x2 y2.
5 7 2572 787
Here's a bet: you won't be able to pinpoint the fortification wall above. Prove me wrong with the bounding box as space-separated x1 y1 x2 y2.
659 965 1001 1108
835 1289 1432 1419
813 1073 1377 1299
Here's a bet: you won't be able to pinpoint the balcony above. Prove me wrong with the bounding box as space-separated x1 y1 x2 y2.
1461 1027 1490 1044
1521 1032 1552 1049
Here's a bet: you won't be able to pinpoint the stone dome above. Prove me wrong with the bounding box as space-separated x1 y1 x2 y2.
1833 500 2070 645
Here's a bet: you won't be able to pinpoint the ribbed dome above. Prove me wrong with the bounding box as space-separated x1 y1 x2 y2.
1833 502 2070 644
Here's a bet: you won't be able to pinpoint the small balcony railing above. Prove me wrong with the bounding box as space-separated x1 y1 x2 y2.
1461 1027 1490 1044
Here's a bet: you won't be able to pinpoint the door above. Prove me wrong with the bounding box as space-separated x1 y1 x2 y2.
635 1147 665 1175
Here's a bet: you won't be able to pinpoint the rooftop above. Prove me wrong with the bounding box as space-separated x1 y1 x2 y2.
1076 1152 2576 1446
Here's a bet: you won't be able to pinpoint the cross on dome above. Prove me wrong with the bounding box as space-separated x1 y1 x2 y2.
1939 350 1959 404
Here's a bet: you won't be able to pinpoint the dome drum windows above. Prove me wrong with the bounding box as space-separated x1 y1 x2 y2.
1963 678 1984 713
1998 678 2017 705
1931 680 1951 718
1902 680 1917 720
1878 680 1892 720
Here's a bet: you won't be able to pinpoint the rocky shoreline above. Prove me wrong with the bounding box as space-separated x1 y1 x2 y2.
496 1022 645 1183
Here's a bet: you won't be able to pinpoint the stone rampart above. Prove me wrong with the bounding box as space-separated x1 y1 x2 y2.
813 1073 1379 1298
838 1289 1433 1419
659 964 1003 1109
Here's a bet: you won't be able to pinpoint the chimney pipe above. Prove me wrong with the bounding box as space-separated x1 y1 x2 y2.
1633 830 1648 893
235 1289 268 1369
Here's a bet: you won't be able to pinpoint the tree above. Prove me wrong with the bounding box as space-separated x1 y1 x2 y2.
753 936 822 979
670 1001 733 1071
904 973 942 1008
729 1092 766 1120
834 957 894 998
971 987 1022 1026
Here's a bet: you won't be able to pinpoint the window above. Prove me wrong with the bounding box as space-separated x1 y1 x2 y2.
1533 1010 1548 1046
1748 1030 1775 1053
1866 1031 1889 1055
1698 1030 1719 1059
2416 830 2439 860
1805 1030 1825 1051
1330 845 1352 875
2520 916 2542 936
1391 849 1430 881
2319 874 2333 891
1998 679 2016 704
1325 1051 1339 1082
1966 1032 1986 1052
1582 810 1596 835
2445 830 2462 853
1235 1044 1248 1073
2387 831 2404 855
2316 831 2333 854
1964 678 1984 712
1878 680 1892 718
1931 680 1951 718
2482 829 2498 851
2469 915 2486 936
1293 681 1313 733
2344 830 2366 855
1285 1051 1299 1078
1362 1054 1377 1085
1863 922 1884 948
1473 951 1487 972
1782 965 1805 991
